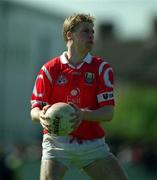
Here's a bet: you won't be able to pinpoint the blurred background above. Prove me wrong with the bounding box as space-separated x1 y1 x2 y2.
0 0 157 179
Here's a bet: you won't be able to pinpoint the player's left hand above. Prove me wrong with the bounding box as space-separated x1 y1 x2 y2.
68 103 84 130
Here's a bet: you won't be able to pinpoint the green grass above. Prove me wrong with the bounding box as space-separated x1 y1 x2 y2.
103 84 157 142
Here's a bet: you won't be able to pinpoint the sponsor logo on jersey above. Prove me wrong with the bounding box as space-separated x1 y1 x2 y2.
67 88 80 105
103 92 113 100
56 74 68 85
97 92 114 103
85 72 95 84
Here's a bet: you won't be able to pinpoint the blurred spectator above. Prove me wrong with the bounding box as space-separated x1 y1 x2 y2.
141 144 157 174
0 146 15 180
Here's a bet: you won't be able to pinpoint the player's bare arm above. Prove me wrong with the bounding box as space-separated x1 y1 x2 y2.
70 105 114 124
30 107 41 122
83 105 114 122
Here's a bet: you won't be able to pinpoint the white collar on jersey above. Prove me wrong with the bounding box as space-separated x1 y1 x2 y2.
60 52 93 67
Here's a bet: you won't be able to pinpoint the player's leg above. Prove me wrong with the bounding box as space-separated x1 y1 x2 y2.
40 159 68 180
83 153 128 180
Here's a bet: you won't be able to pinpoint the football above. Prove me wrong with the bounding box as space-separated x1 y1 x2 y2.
45 102 76 135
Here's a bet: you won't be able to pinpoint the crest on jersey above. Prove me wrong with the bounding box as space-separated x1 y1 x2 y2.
85 72 95 84
56 74 68 85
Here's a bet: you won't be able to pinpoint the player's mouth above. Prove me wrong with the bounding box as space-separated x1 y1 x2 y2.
86 40 94 47
88 40 93 44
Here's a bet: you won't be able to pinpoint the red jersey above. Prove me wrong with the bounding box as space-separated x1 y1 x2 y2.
31 52 115 140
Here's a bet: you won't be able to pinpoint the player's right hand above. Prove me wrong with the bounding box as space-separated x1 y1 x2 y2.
39 105 52 132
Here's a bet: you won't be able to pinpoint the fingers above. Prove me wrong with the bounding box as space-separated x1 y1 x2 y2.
69 110 83 130
42 104 51 114
39 108 52 132
40 117 51 131
71 119 81 129
68 102 79 112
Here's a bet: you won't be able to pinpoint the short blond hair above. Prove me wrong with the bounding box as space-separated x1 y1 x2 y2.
62 13 95 42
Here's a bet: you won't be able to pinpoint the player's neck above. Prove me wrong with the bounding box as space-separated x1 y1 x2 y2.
66 49 88 65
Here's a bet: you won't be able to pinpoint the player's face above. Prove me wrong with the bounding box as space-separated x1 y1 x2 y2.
72 22 94 54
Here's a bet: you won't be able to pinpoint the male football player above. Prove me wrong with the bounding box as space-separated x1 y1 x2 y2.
30 13 128 180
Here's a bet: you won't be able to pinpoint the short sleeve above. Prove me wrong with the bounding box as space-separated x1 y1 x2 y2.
97 61 115 107
31 65 52 109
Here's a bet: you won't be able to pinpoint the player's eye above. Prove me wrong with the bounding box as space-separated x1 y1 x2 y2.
83 29 94 34
84 29 89 33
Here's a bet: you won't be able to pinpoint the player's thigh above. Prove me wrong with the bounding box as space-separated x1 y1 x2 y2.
83 153 128 180
40 159 68 180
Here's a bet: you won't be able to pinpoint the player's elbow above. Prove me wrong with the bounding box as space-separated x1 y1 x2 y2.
30 110 35 122
30 107 40 123
103 106 114 122
106 112 114 122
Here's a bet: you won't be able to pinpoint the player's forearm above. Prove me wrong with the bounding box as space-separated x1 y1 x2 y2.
82 106 114 122
30 107 41 123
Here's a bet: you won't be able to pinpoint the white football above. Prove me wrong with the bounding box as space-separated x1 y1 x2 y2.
45 102 76 135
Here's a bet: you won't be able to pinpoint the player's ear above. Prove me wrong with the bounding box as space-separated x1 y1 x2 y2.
66 31 73 41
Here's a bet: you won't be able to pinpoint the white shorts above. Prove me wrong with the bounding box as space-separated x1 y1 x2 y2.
42 134 111 169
